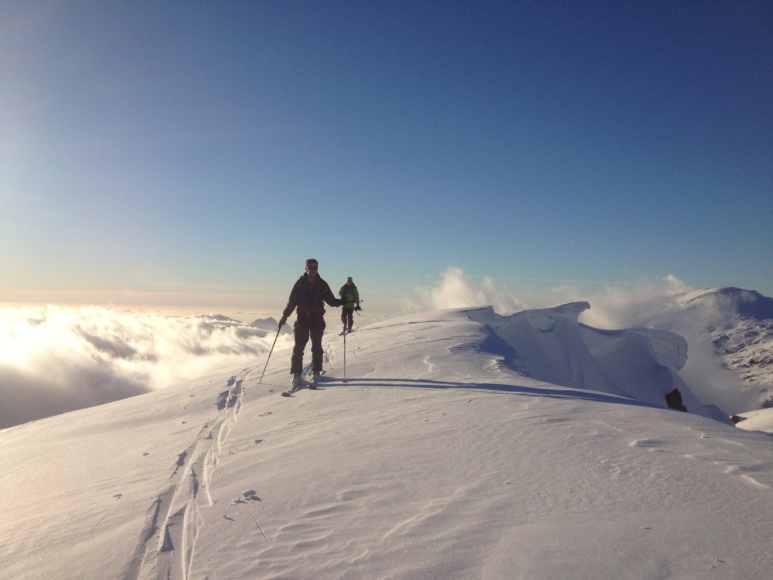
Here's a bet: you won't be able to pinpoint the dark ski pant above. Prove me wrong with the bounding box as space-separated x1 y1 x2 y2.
341 307 354 331
291 316 325 374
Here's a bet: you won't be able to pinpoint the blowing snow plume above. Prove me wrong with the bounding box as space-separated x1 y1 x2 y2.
407 266 526 314
580 282 773 414
0 306 288 429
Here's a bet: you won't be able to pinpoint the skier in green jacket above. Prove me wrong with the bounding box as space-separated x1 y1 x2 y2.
339 276 361 334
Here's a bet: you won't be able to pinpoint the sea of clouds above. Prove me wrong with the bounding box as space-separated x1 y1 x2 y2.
0 307 289 429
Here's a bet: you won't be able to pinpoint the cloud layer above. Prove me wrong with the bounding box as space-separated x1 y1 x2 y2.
0 307 288 429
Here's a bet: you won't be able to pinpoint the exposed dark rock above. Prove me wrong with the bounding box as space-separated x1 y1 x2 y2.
665 388 687 412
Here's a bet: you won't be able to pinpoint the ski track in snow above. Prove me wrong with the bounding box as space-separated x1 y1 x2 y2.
130 368 250 580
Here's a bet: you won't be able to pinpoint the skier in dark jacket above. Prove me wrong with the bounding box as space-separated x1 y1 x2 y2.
279 258 343 389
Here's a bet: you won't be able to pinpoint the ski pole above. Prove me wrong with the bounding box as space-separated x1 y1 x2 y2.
259 324 282 384
342 328 348 383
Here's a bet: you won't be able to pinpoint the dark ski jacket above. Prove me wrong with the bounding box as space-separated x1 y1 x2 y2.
339 283 360 309
282 274 342 323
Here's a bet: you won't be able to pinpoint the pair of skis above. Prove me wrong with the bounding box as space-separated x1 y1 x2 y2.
281 328 350 397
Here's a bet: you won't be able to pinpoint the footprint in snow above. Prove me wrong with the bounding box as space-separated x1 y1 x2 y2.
231 490 262 505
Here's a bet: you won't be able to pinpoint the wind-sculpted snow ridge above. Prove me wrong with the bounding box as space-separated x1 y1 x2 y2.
467 303 730 423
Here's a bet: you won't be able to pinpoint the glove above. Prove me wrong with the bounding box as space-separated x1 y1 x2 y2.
355 305 362 311
278 315 287 328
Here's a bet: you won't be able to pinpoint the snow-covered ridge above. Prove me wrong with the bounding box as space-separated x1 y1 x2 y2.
5 290 773 431
2 307 773 579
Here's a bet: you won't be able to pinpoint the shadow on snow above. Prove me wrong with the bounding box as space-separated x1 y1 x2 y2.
324 377 662 411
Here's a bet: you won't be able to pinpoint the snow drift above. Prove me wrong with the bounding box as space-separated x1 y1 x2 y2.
468 303 728 422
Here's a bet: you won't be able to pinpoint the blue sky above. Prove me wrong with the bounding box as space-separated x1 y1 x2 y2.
2 1 771 317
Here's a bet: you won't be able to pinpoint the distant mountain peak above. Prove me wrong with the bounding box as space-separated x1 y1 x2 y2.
677 287 773 320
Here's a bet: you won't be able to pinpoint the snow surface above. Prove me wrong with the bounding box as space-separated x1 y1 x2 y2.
2 307 773 579
735 408 773 434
